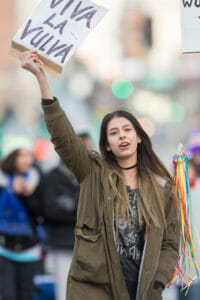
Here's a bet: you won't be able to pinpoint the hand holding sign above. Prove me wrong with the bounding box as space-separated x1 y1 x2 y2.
12 0 108 75
21 50 44 77
20 50 54 99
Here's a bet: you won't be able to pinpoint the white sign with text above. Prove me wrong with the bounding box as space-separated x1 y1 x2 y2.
180 0 200 53
11 0 108 74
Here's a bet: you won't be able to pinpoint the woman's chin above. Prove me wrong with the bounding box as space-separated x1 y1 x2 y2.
116 152 134 161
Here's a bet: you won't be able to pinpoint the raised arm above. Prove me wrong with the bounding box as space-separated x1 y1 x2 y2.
20 50 53 99
20 51 95 183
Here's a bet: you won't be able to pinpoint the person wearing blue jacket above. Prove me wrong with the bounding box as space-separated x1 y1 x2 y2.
0 136 44 300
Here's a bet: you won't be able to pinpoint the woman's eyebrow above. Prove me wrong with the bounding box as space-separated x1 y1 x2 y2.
123 124 131 128
109 124 131 132
109 127 118 132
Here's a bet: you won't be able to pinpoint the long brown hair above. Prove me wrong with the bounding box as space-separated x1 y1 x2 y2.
99 110 176 229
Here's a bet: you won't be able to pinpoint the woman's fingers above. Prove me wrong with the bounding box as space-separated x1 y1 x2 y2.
21 50 37 57
20 50 44 77
20 50 45 79
21 52 38 66
21 50 39 62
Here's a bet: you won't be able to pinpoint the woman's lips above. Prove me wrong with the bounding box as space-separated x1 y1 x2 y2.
119 142 130 149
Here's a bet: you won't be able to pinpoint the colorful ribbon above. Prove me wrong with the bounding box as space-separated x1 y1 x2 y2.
168 151 200 291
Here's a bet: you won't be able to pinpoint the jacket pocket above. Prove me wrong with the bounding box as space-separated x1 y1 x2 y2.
70 226 110 284
149 288 163 300
147 281 163 300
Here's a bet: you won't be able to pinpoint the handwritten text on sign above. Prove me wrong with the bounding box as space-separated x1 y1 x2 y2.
181 0 200 53
12 0 108 69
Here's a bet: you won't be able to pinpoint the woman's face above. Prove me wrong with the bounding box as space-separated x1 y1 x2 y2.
106 116 141 162
15 148 34 173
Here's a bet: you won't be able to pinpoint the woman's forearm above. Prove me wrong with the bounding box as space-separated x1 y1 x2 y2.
37 72 53 100
20 50 53 99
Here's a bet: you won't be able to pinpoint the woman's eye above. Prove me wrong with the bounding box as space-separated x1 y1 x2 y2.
126 128 131 131
110 132 117 135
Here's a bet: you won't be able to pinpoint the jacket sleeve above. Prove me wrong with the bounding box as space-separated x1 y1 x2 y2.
42 99 94 183
154 185 180 287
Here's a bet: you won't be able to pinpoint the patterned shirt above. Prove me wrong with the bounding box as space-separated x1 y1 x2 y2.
115 187 145 282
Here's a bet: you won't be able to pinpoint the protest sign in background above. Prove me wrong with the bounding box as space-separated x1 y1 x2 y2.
11 0 108 75
180 0 200 53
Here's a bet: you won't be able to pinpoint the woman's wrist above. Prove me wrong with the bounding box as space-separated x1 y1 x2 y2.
36 71 45 82
42 98 56 105
37 73 53 99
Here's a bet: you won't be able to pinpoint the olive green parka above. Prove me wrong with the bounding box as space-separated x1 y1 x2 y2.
42 100 180 300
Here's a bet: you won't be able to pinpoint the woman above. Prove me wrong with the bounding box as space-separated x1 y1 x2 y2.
0 138 44 300
20 50 180 300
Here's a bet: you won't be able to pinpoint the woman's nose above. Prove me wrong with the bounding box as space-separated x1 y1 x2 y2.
119 131 126 139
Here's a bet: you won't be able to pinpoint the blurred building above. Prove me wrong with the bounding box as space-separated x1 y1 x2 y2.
122 9 152 58
0 1 16 151
0 0 200 169
0 1 15 72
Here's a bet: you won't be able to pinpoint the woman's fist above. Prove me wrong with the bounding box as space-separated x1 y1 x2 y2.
20 50 44 78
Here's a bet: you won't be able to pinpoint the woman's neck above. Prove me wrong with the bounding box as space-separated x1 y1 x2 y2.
116 155 138 189
122 168 138 189
117 155 137 170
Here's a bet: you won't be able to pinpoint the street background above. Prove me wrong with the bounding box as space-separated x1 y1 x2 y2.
1 0 200 164
1 1 200 299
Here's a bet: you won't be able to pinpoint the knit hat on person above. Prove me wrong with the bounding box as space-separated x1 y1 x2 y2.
1 135 33 159
187 130 200 156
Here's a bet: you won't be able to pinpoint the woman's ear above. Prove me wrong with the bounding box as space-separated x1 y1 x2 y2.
137 136 142 144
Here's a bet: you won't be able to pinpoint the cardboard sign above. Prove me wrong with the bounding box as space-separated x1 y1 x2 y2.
180 0 200 53
11 0 108 75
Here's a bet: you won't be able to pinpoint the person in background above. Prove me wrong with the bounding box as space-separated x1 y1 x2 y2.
78 132 94 151
187 130 200 177
0 136 44 300
187 131 200 268
178 133 200 300
43 132 93 300
188 158 198 188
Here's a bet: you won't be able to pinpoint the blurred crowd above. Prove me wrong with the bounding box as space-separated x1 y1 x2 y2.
0 132 92 300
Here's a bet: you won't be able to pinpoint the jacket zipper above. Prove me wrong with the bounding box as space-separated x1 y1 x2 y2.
136 236 148 300
136 228 164 300
108 195 130 300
